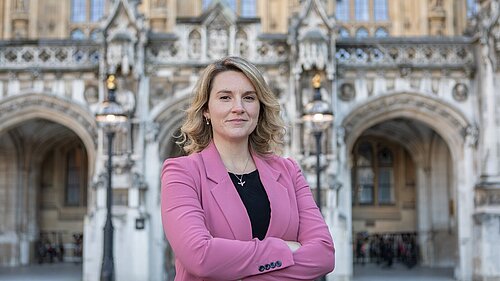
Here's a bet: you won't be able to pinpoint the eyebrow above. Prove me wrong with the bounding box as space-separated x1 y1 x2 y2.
215 90 257 95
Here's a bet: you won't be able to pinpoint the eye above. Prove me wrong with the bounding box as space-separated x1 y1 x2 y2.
244 95 257 101
219 95 230 100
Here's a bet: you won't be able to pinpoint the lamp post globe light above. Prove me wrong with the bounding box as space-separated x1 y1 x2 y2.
95 74 128 281
302 73 334 281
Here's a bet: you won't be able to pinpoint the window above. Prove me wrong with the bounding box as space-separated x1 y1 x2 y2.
90 29 102 40
203 0 256 17
374 27 389 37
65 146 87 206
355 0 369 21
70 0 106 38
71 29 85 39
373 0 388 21
336 0 350 21
377 147 394 204
339 27 350 38
90 0 105 22
466 0 478 18
356 142 374 204
352 140 396 205
71 0 86 23
241 0 256 17
355 27 369 38
336 0 390 23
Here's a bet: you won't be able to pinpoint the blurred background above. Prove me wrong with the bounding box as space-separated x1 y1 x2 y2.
0 0 499 280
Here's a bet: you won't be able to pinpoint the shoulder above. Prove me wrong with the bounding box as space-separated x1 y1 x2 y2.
161 152 205 185
259 153 302 173
162 152 204 177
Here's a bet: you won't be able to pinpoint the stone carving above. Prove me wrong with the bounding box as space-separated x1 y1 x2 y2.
475 188 500 207
104 0 147 77
132 172 147 189
235 29 249 58
452 83 469 102
145 122 159 143
475 0 500 69
335 43 474 70
339 83 355 101
84 85 99 104
0 44 100 69
343 94 469 138
208 27 229 59
206 12 230 59
289 0 335 78
116 76 136 115
0 94 98 147
92 172 108 189
465 125 479 147
188 30 202 59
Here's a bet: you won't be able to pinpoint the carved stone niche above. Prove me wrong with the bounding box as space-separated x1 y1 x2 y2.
475 187 500 207
338 82 355 101
452 82 468 102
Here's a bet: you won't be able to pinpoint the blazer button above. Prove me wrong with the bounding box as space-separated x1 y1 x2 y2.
276 260 282 267
265 264 271 270
259 265 266 272
270 262 276 268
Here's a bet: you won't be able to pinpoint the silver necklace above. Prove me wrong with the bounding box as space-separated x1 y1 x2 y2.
232 155 250 187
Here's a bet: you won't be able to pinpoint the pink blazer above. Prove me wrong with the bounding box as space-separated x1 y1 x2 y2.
161 142 335 281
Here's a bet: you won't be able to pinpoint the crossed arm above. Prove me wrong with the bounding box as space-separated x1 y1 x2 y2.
161 157 335 280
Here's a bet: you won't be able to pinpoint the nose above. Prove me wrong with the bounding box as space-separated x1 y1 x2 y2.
231 98 245 113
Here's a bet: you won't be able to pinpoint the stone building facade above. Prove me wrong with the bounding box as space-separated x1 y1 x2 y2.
0 0 499 280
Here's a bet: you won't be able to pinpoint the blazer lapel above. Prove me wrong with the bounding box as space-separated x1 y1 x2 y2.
201 142 252 240
253 153 291 238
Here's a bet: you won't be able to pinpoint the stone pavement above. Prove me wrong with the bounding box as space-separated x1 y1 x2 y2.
353 263 455 281
0 262 455 281
0 263 82 281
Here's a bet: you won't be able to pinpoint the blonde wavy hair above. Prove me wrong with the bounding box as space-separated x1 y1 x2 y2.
177 56 286 155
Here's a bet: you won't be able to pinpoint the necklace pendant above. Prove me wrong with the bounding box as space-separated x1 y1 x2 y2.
238 180 245 186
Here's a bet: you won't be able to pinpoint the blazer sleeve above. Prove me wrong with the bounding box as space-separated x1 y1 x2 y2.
244 158 335 280
161 157 295 280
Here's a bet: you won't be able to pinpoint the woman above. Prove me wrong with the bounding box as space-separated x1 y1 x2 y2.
161 56 335 280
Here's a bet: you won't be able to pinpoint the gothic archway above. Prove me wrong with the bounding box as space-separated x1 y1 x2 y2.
342 92 476 279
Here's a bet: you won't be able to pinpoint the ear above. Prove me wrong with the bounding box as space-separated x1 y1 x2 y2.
203 108 210 119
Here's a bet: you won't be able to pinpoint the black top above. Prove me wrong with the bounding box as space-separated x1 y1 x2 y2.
228 170 271 240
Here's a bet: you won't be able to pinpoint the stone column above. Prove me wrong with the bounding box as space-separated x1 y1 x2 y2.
477 0 500 184
455 136 476 281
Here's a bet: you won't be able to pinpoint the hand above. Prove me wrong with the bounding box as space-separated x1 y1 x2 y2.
285 241 301 252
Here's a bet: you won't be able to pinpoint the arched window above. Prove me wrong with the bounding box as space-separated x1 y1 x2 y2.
339 27 350 38
336 0 350 21
355 0 369 21
373 0 388 21
71 0 86 23
90 29 102 40
90 0 105 22
355 27 369 38
352 140 396 205
374 27 389 37
71 29 86 40
65 145 87 206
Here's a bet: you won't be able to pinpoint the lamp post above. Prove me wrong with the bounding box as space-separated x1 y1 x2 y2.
302 74 334 281
95 74 128 281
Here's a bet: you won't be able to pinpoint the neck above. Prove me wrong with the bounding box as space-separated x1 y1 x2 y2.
213 137 253 173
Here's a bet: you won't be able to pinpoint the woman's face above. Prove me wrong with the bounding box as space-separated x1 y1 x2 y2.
204 70 260 144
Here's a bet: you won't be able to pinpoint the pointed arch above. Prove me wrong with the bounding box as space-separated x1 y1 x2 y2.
0 93 98 178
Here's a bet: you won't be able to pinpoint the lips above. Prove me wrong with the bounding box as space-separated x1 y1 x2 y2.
227 119 247 122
